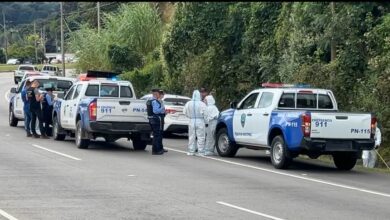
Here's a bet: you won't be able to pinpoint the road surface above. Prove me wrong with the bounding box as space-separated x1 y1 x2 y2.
0 72 389 220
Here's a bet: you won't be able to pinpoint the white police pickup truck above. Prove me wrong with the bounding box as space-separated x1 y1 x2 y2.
216 83 377 170
52 71 151 150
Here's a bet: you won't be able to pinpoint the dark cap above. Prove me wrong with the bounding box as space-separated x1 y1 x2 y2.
200 87 208 93
159 90 165 95
151 88 160 93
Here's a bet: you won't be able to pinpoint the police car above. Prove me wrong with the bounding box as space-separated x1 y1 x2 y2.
9 75 75 128
141 94 191 135
52 70 151 149
216 83 377 170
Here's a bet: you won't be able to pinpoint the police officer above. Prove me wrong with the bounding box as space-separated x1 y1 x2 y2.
158 90 168 153
146 89 166 155
28 79 49 139
42 84 55 136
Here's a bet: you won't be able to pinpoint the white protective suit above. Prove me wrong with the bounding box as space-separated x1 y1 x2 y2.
204 95 220 156
362 126 382 168
183 90 206 155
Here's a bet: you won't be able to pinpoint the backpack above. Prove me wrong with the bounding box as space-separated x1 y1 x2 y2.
146 99 161 117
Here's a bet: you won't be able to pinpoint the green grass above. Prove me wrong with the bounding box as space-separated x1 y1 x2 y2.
0 63 78 72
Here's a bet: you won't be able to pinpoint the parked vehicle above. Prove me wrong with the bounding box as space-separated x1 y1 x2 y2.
41 65 62 76
21 72 45 82
141 94 191 135
216 83 377 170
7 58 20 65
8 75 76 128
52 70 151 149
14 65 39 84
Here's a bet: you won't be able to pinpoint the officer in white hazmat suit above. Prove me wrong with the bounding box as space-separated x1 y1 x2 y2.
183 90 206 156
362 125 382 168
204 95 219 156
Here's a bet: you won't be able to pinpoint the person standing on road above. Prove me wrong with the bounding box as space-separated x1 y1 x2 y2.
146 89 165 155
42 84 55 137
21 80 32 137
362 124 382 168
27 79 49 139
159 90 168 153
200 87 209 102
183 90 206 156
204 95 219 156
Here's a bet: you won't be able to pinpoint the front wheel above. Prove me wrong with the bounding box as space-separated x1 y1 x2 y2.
270 135 292 169
53 117 66 141
216 128 238 157
76 120 90 149
9 106 18 127
333 152 357 171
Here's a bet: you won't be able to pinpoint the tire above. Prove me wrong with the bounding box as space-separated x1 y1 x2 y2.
132 136 147 151
75 120 90 149
53 117 66 141
333 152 357 171
9 106 18 127
270 135 292 169
216 127 238 157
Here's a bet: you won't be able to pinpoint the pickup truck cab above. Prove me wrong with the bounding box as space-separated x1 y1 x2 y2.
216 83 377 170
14 65 39 84
52 73 151 150
41 65 62 76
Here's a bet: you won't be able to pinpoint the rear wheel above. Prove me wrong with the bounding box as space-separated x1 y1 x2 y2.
132 135 147 151
9 106 18 127
76 120 90 149
270 135 292 169
333 152 357 171
216 128 238 157
53 117 66 141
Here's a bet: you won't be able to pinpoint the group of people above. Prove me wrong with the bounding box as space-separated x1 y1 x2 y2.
21 79 55 139
146 87 220 156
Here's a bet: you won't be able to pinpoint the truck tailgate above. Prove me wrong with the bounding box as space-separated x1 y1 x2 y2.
96 98 148 123
310 112 372 139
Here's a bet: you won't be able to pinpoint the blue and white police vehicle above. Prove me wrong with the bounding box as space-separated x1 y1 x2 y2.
52 70 151 150
216 83 377 170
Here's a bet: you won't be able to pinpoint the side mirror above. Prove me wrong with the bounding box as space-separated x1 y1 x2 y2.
10 87 17 94
230 101 238 109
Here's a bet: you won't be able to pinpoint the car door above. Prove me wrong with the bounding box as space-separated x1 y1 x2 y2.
14 80 26 118
60 85 76 129
249 91 275 146
67 84 83 128
233 92 260 144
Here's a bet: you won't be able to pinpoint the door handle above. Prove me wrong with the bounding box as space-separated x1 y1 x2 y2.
119 101 131 105
247 113 252 116
263 113 269 116
66 105 69 107
73 104 76 106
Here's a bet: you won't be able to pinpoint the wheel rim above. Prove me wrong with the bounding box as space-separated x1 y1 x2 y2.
273 142 283 164
76 124 81 145
218 133 230 153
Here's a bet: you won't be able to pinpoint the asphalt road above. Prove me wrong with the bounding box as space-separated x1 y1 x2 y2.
0 72 389 220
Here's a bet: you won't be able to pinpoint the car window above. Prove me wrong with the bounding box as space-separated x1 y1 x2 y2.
120 86 133 98
17 80 26 93
19 66 34 71
278 93 295 108
34 79 73 92
73 85 83 99
318 94 333 109
258 92 274 108
101 84 119 97
297 93 317 108
64 86 76 100
239 93 259 109
163 98 190 106
85 85 99 97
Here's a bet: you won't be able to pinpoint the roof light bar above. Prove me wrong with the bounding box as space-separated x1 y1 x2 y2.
261 83 311 88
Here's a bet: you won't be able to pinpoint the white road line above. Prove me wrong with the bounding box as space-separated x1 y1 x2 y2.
0 209 19 220
165 147 390 198
127 175 136 177
4 90 10 102
32 144 82 161
217 201 285 220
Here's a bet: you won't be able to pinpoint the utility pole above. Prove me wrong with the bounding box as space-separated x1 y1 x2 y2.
330 2 336 62
60 2 65 76
2 10 7 62
97 2 101 33
34 21 38 64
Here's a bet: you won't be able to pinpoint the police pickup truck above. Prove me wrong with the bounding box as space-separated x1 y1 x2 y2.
216 83 377 170
52 71 151 150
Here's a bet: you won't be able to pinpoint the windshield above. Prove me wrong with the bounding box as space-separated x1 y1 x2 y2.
36 79 73 92
163 98 190 106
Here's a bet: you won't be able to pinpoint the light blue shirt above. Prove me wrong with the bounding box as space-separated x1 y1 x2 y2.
151 98 165 115
45 93 53 106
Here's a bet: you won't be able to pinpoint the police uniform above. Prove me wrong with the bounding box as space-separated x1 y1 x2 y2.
28 85 48 138
146 89 165 155
42 85 54 136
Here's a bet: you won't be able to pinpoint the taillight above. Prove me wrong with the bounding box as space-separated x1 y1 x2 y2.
89 101 97 121
166 108 177 114
371 116 377 139
301 113 311 137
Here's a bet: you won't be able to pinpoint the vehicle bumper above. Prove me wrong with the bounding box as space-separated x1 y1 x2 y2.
301 138 375 152
164 124 188 133
89 121 151 134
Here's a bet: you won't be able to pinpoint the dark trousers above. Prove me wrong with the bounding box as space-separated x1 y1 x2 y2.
149 117 163 153
31 108 45 136
23 107 32 134
43 106 53 136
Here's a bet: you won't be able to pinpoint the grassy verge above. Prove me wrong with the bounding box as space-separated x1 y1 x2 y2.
0 63 78 72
